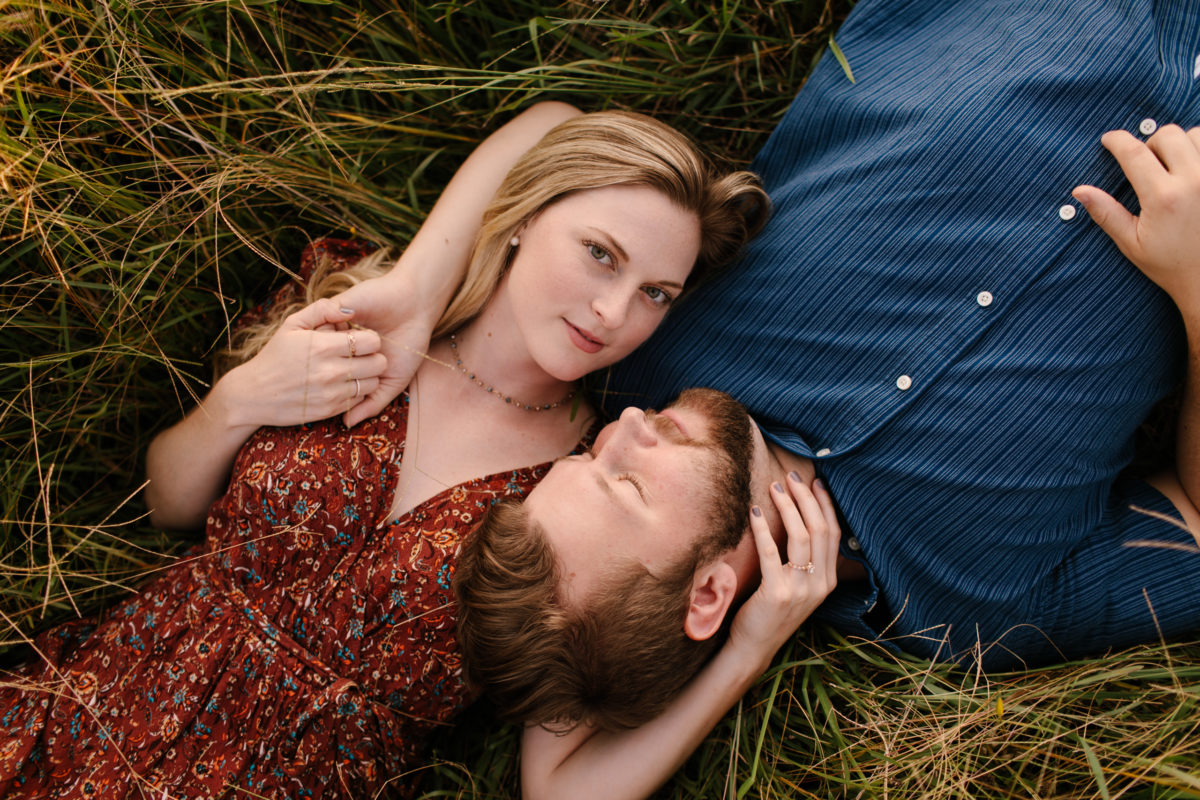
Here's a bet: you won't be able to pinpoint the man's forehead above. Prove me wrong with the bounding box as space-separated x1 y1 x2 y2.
526 461 639 601
589 469 618 502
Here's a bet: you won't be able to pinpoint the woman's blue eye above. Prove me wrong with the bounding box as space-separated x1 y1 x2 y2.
643 286 671 306
587 242 612 265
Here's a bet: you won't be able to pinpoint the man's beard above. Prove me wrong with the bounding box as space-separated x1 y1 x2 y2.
664 388 754 560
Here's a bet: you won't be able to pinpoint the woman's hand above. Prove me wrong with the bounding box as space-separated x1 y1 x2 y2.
333 276 434 427
1074 125 1200 327
726 472 840 671
220 298 387 429
146 298 385 529
333 101 585 427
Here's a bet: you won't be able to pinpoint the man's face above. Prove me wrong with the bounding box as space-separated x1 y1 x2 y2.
524 388 756 604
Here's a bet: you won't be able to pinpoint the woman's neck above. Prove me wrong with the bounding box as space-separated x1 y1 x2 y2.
437 298 576 412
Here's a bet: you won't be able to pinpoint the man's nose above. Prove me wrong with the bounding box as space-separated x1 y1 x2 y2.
615 406 657 448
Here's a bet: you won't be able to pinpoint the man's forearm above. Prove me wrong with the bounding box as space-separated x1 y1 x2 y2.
1075 125 1200 528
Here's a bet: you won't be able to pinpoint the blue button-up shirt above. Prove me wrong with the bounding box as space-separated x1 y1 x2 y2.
606 0 1200 668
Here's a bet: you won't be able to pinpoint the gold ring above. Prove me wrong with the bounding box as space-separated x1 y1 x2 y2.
788 561 815 573
347 331 357 358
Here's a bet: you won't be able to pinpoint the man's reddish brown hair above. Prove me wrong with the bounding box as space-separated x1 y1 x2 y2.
452 498 723 731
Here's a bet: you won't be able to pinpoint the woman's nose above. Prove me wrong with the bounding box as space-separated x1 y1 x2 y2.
591 285 632 330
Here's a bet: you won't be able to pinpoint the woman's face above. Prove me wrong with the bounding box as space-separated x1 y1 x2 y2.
503 183 701 381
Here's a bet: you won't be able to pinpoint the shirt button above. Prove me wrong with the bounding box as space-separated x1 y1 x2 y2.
1139 118 1157 136
1058 204 1077 221
896 374 912 391
847 536 861 551
815 448 831 457
976 290 994 307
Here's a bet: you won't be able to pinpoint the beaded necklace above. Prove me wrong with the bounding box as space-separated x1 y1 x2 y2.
448 333 575 412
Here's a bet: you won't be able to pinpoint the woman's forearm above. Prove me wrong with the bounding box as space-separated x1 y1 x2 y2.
334 101 582 425
521 642 769 800
381 101 582 321
144 370 259 529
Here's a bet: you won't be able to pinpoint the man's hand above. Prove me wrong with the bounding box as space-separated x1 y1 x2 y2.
727 472 840 671
334 274 436 426
1074 125 1200 327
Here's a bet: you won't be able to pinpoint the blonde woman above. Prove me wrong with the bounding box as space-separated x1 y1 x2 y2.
0 103 767 798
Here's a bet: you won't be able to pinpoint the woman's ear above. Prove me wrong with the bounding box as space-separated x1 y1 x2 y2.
682 560 739 641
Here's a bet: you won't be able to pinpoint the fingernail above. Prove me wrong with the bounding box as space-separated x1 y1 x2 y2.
772 481 784 493
788 470 801 483
339 306 353 315
813 478 825 491
751 506 762 517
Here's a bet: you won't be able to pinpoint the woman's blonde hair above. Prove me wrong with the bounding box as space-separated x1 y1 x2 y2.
432 109 768 338
224 109 768 367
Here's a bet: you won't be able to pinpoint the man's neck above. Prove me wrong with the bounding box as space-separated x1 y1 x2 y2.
764 440 815 489
724 432 862 595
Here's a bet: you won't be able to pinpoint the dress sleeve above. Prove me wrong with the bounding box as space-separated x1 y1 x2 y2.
228 238 378 338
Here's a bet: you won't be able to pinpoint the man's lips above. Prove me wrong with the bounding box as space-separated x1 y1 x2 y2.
565 320 603 354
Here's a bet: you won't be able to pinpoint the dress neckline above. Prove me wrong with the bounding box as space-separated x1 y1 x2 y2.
383 393 597 527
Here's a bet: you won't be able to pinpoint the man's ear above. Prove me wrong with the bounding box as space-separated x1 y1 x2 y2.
682 560 739 641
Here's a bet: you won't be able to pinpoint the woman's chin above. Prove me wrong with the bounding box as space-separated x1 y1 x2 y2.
536 342 640 383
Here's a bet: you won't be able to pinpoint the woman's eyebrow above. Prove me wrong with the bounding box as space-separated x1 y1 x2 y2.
584 226 629 262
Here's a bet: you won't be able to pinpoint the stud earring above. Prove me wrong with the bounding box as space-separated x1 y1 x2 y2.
510 236 520 247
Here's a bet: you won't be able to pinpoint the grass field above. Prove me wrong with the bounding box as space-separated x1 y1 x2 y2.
2 1 1198 797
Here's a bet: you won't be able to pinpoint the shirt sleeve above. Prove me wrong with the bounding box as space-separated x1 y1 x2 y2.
816 474 1200 670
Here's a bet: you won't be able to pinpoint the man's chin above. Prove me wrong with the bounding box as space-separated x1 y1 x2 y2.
670 388 749 427
667 388 754 551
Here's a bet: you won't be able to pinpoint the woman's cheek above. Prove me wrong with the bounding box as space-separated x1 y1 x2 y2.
619 313 661 357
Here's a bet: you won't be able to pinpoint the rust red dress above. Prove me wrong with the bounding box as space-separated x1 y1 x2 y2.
0 242 593 798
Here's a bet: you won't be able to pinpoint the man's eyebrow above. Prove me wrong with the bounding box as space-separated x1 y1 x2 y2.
593 471 617 500
648 411 698 445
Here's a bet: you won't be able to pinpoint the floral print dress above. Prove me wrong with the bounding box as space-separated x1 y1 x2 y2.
0 242 592 799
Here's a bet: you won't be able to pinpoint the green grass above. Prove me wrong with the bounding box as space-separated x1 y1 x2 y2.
2 1 1198 798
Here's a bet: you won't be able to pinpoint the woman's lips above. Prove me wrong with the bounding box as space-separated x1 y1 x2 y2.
565 320 603 354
